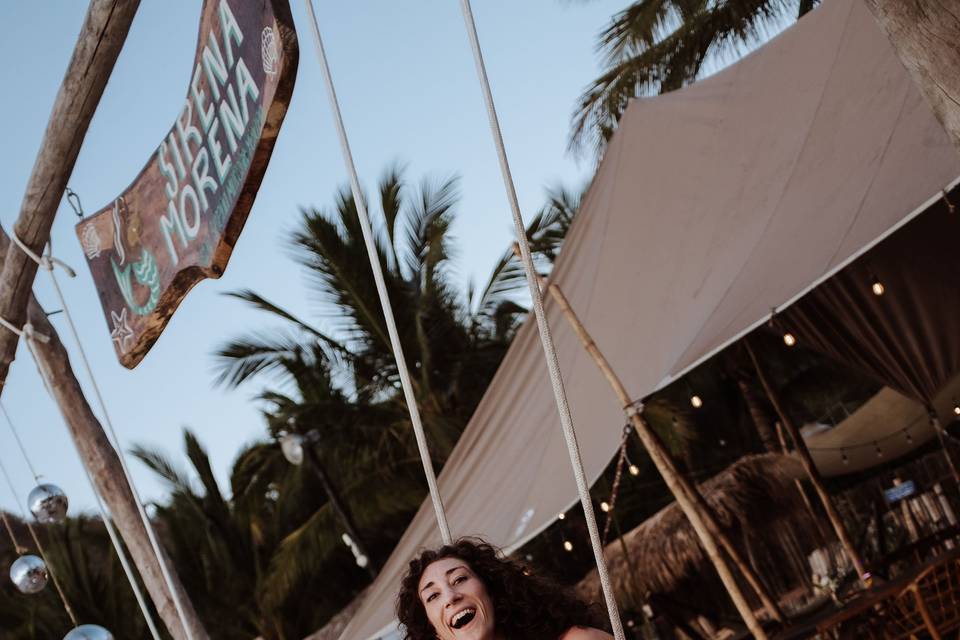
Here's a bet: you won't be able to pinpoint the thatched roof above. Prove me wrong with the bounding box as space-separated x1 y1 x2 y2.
577 453 805 603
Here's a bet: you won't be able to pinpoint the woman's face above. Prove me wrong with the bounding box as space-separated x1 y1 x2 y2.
418 557 496 640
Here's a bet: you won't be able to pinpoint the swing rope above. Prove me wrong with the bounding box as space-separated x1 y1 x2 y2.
456 2 625 637
1 397 162 640
0 455 79 627
7 232 188 639
302 0 451 544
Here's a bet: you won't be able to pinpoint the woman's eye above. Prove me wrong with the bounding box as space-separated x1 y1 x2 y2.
426 593 438 603
453 575 468 584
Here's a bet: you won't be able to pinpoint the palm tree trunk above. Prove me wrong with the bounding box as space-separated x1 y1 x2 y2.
736 372 780 454
544 282 778 637
304 446 378 579
745 339 868 584
864 0 960 154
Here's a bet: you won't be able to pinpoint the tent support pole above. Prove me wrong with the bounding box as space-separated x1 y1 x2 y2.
929 413 960 488
745 339 868 585
544 280 778 636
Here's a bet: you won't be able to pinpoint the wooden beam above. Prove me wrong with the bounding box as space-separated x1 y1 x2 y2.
865 0 960 155
544 281 773 638
0 0 140 392
0 231 208 639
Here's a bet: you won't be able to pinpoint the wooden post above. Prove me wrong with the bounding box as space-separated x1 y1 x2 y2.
929 414 960 488
0 232 208 639
543 281 774 637
775 420 831 548
0 0 140 390
864 0 960 155
745 339 868 584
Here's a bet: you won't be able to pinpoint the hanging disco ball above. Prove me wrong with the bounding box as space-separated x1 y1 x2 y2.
28 483 69 524
63 625 114 640
9 554 48 594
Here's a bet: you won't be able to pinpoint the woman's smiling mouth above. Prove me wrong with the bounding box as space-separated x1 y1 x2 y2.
450 608 477 630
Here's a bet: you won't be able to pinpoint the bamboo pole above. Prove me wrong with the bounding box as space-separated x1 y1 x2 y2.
0 0 140 392
542 280 773 637
929 413 960 488
775 421 830 548
0 232 207 639
744 338 868 584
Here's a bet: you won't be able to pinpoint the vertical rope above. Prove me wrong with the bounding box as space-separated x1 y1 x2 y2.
0 456 79 627
37 265 190 639
456 3 624 637
302 0 451 543
1 402 41 481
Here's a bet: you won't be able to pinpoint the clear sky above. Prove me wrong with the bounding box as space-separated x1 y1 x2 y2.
0 0 627 517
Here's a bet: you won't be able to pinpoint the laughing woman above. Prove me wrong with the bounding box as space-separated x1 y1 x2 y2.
397 538 613 640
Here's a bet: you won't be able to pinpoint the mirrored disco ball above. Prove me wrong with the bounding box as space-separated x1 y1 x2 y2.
28 483 69 524
63 625 114 640
9 554 48 594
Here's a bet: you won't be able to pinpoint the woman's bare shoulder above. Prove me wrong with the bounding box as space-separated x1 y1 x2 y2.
559 627 614 640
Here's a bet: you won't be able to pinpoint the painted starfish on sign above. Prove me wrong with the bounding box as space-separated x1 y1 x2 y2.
109 308 134 353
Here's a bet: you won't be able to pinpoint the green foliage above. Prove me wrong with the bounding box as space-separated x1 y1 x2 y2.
571 0 819 154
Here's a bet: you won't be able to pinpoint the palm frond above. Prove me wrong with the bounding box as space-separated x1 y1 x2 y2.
572 0 804 154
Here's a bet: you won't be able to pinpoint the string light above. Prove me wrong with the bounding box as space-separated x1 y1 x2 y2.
563 540 574 552
557 513 565 521
871 277 885 296
690 394 703 409
953 401 960 416
600 501 611 513
719 438 727 447
783 332 797 347
628 464 640 476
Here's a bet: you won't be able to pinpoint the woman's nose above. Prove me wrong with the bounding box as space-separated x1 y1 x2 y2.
445 590 464 607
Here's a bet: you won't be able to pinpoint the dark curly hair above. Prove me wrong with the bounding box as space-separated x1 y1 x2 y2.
396 537 604 639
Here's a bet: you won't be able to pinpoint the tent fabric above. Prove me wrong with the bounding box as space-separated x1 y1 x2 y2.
783 196 960 406
338 1 960 637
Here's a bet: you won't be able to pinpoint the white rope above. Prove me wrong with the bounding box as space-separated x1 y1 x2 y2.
1 398 161 640
456 3 625 638
11 233 193 640
1 400 41 481
302 0 451 544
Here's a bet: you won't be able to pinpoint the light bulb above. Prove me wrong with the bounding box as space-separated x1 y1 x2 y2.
628 464 640 476
953 404 960 416
557 513 565 521
563 540 573 552
783 332 797 347
690 395 703 409
600 501 610 513
871 280 885 296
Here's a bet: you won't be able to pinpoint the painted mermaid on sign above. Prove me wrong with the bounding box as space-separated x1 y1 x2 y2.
109 196 161 319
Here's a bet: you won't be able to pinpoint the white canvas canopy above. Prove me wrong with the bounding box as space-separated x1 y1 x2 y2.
338 0 960 637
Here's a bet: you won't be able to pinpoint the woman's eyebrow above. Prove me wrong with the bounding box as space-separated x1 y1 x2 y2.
419 566 468 594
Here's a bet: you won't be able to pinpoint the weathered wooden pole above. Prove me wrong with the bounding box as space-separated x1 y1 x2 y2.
745 339 868 583
543 280 775 637
0 0 140 391
864 0 960 155
0 232 208 639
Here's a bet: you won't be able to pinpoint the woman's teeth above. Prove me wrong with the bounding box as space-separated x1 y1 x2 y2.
451 608 477 629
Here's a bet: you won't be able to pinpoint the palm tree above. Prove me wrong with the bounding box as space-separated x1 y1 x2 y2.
571 0 819 154
201 168 582 637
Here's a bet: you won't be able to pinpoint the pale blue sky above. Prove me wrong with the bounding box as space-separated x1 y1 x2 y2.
0 1 627 516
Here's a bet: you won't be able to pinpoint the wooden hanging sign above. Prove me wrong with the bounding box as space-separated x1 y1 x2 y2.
75 0 298 368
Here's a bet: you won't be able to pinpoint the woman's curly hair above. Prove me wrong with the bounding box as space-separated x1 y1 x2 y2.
396 537 604 639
